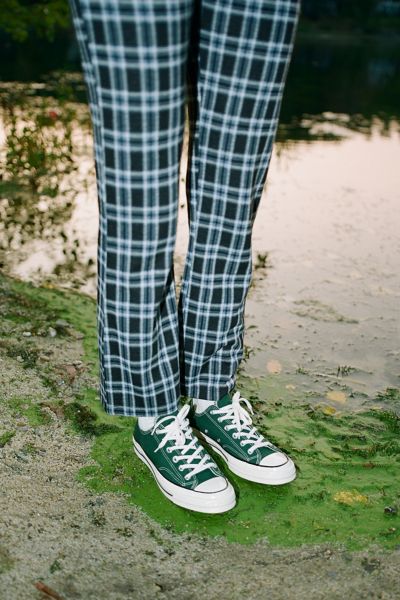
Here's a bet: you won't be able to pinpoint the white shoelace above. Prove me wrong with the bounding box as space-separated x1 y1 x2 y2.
210 390 275 455
153 404 216 481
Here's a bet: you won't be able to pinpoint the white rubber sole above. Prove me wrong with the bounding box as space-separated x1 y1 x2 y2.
193 430 297 485
133 437 237 514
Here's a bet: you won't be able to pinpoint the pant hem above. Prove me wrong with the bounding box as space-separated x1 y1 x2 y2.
100 399 181 418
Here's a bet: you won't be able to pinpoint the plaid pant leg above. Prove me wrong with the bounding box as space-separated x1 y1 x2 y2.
178 0 301 401
68 0 194 416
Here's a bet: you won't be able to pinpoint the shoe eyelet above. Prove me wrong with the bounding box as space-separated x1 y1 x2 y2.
223 425 228 431
172 456 178 463
248 449 253 455
240 441 245 447
184 475 190 481
232 433 238 439
210 410 216 415
178 466 184 472
166 447 172 453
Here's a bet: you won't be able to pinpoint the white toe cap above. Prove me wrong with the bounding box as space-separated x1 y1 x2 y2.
195 476 227 493
260 451 288 467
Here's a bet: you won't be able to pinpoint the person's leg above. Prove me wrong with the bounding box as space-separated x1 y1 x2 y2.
68 0 237 512
179 0 301 401
68 0 193 417
180 0 300 486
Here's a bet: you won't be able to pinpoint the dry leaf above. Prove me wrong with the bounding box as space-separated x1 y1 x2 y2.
326 390 347 404
322 405 337 416
267 360 282 374
333 490 368 505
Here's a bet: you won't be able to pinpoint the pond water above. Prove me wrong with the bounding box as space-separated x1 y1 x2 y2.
1 34 399 408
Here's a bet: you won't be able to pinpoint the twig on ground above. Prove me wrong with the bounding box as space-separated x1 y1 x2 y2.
34 581 65 600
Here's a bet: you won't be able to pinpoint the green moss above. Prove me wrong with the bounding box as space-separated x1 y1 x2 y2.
21 442 38 455
73 390 400 549
0 431 15 448
63 401 122 437
0 272 98 377
376 388 400 404
0 546 14 575
0 278 65 333
3 341 40 369
8 397 52 426
49 559 62 574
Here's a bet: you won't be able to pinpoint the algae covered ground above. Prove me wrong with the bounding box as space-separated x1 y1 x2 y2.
1 271 400 599
78 386 400 549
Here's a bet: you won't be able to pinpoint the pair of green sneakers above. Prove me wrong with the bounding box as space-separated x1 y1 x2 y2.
133 390 296 514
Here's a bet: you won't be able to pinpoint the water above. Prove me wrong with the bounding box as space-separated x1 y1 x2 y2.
1 35 399 406
247 118 400 405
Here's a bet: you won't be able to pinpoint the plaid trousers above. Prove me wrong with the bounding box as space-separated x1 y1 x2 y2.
68 0 300 417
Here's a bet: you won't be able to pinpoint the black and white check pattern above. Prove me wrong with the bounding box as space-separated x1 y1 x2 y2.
68 0 300 416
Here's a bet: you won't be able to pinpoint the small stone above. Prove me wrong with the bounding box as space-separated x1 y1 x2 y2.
55 319 75 336
55 319 70 329
384 506 398 515
14 451 29 462
22 331 32 337
70 330 84 340
361 557 380 573
58 364 78 383
48 327 57 337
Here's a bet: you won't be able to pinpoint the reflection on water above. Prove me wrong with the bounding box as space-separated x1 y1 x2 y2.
0 37 399 405
246 119 399 409
280 35 400 123
0 76 95 291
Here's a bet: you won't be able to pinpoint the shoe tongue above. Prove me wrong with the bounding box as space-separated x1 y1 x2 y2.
216 393 233 408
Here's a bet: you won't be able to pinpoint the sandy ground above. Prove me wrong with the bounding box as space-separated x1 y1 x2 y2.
1 282 399 600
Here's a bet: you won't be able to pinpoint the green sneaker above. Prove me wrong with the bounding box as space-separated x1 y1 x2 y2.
133 404 236 513
190 390 296 485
